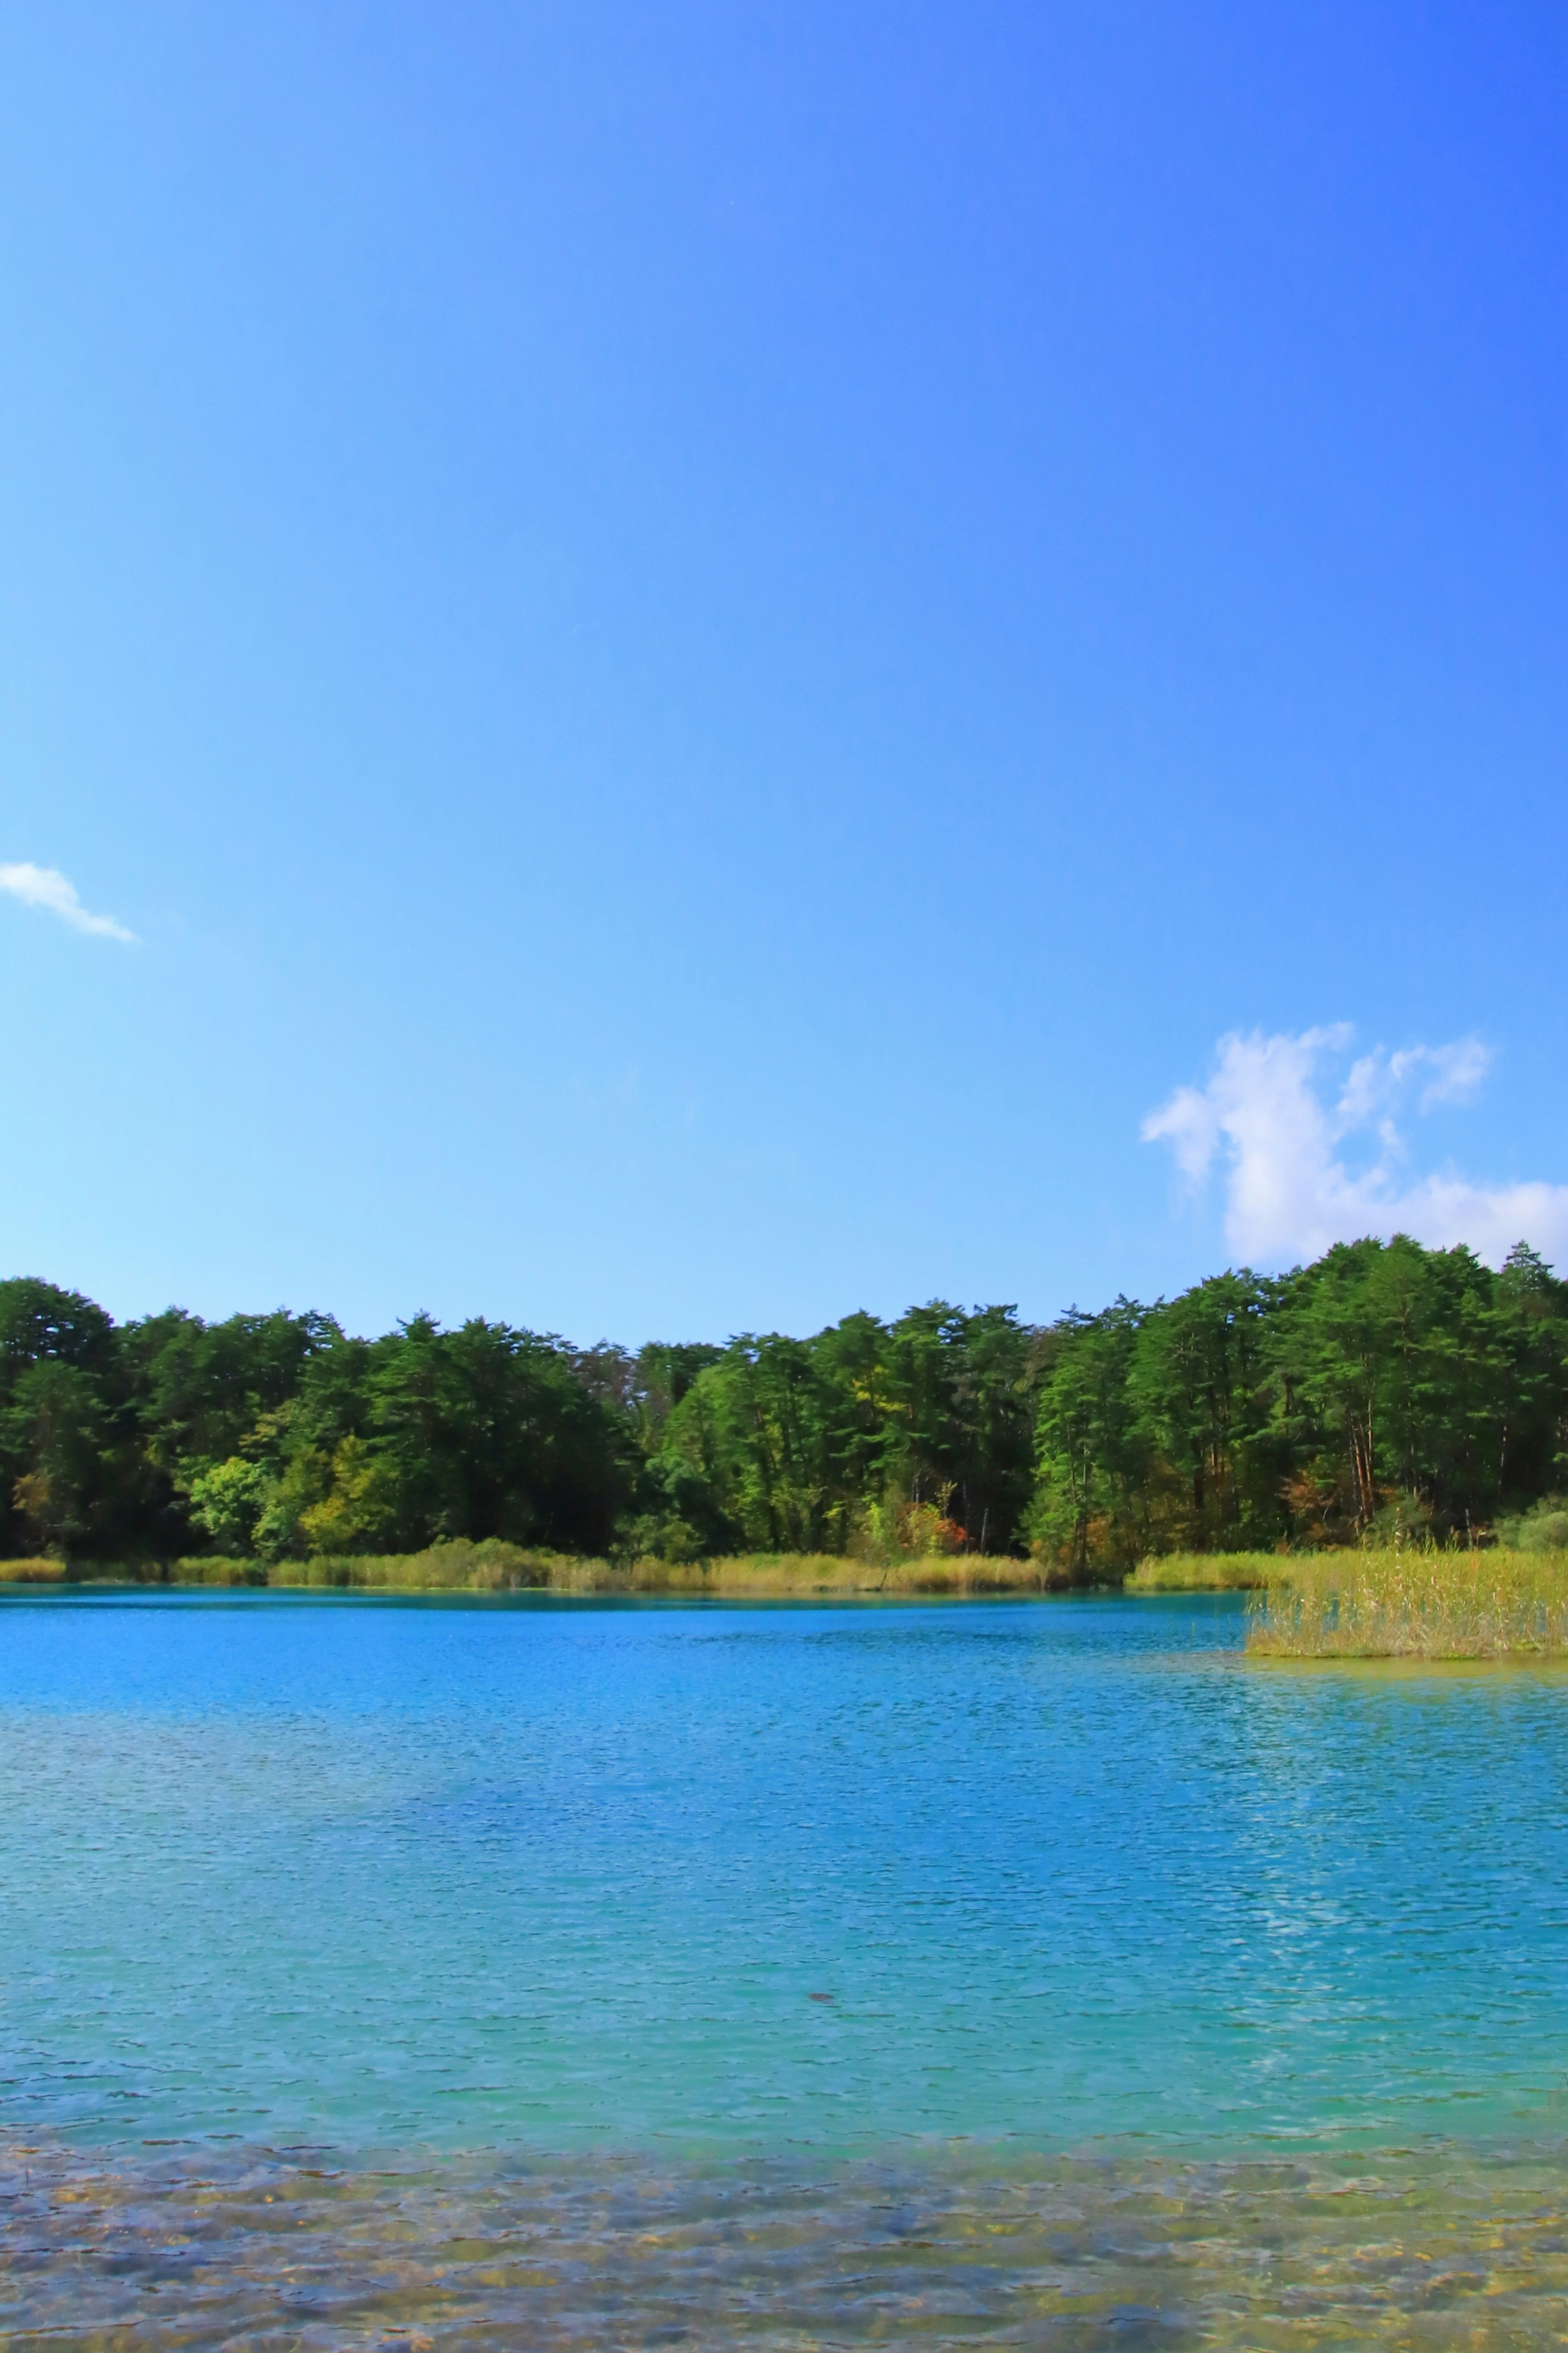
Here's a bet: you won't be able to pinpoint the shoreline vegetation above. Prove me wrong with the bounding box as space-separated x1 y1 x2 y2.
0 1542 1062 1597
1243 1545 1568 1661
1139 1545 1568 1658
6 1230 1568 1653
8 1539 1568 1658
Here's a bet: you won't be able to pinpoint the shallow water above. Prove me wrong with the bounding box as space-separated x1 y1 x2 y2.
8 2135 1568 2349
2 1589 1566 2342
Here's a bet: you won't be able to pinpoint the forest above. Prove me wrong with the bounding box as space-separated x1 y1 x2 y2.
2 1233 1566 1576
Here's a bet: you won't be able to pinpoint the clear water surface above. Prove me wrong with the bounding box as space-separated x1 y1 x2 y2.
6 1589 1568 2348
2 1587 1565 2156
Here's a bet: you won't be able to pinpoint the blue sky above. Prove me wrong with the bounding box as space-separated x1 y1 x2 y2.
2 1 1565 1343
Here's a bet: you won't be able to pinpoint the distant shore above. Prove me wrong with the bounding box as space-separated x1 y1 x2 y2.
8 1543 1568 1658
0 1543 1059 1598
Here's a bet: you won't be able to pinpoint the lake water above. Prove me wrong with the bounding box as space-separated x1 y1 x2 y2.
3 1589 1567 2345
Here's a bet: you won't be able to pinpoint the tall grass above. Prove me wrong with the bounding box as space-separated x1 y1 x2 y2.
20 1543 1562 1647
0 1543 1055 1597
1246 1546 1568 1659
619 1554 1055 1596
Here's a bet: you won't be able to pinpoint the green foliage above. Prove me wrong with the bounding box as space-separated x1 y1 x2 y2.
1026 1300 1149 1574
185 1454 272 1554
1027 1236 1568 1579
180 1317 640 1561
1123 1552 1281 1591
0 1280 139 1556
4 1360 117 1554
4 1233 1568 1572
648 1305 1037 1556
1495 1496 1568 1551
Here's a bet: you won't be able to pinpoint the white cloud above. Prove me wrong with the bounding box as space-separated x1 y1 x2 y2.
0 863 136 943
1143 1026 1568 1270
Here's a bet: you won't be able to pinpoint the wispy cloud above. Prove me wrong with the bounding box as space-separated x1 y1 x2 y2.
0 863 136 944
1144 1026 1568 1269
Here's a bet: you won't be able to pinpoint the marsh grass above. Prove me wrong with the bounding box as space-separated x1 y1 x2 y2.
0 1543 1053 1597
22 1543 1564 1643
1247 1546 1568 1659
621 1553 1054 1596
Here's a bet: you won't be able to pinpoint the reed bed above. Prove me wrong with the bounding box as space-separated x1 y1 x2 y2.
1246 1546 1568 1659
0 1543 1054 1597
10 1546 1568 1647
621 1553 1054 1596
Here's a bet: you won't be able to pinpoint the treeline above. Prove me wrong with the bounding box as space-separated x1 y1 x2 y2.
2 1233 1566 1573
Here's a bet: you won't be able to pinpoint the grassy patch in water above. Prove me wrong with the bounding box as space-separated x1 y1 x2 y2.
1247 1546 1568 1659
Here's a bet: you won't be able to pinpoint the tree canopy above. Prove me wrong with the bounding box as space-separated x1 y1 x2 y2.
2 1234 1565 1570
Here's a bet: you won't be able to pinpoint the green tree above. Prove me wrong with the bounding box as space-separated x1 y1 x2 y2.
1026 1301 1150 1576
0 1280 136 1556
3 1361 120 1556
1268 1236 1510 1539
363 1317 636 1552
1125 1271 1285 1552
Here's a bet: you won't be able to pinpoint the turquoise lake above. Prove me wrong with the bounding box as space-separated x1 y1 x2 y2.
4 1589 1568 2345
